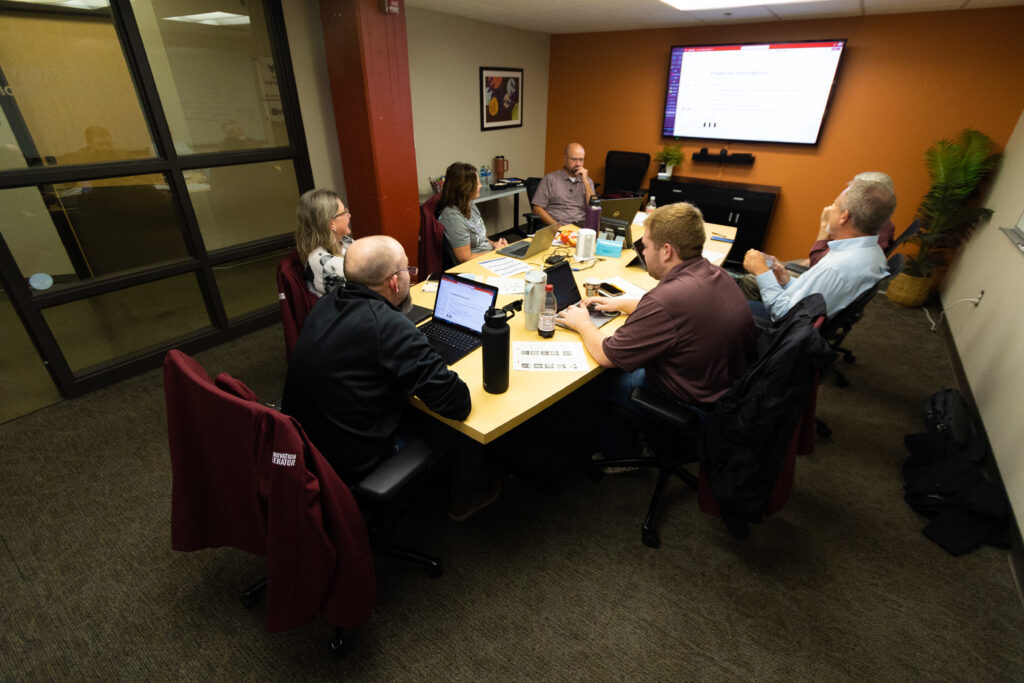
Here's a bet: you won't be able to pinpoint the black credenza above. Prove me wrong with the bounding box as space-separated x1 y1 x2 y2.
649 176 781 267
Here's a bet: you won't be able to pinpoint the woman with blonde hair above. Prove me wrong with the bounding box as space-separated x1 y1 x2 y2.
437 162 507 263
295 188 353 297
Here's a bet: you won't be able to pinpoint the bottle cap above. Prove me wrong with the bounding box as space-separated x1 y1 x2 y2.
545 284 553 291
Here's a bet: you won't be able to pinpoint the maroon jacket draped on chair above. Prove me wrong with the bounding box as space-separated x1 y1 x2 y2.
164 350 375 633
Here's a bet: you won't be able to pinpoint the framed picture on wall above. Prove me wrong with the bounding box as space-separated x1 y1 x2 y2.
480 67 523 131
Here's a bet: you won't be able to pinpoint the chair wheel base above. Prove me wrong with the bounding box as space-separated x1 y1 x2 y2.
240 578 267 609
427 560 444 579
330 628 346 659
642 525 661 549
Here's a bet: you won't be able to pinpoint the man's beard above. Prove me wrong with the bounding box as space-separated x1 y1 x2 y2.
398 292 413 314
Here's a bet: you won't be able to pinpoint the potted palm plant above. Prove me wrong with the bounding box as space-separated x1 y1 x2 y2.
655 144 683 179
887 128 1001 307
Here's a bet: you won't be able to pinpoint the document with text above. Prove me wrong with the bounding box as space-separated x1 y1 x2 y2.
513 342 589 371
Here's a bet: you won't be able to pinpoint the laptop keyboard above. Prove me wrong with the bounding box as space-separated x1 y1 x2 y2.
420 320 479 353
499 241 529 257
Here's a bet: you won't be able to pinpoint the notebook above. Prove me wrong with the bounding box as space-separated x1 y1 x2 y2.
496 224 558 260
418 274 499 365
543 260 620 329
598 197 645 248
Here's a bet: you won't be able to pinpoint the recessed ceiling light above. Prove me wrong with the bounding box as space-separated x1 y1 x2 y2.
660 0 810 10
5 0 109 8
163 11 251 27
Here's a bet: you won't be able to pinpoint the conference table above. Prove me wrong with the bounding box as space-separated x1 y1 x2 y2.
409 216 737 444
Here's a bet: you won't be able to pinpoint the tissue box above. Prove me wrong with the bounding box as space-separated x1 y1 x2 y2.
595 238 623 258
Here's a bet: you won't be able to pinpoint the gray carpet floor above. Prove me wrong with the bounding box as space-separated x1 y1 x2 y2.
2 294 1023 680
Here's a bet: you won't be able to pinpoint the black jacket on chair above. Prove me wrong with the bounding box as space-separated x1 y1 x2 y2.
701 294 835 538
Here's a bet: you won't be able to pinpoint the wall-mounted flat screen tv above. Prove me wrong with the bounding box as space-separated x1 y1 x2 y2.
662 39 846 146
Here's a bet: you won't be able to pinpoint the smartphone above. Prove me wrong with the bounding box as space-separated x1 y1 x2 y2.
599 282 625 297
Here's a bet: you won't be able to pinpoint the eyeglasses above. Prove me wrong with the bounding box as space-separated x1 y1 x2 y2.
391 265 418 278
332 210 351 219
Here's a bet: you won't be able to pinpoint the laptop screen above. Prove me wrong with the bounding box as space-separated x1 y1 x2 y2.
432 274 497 333
543 261 581 311
601 197 644 223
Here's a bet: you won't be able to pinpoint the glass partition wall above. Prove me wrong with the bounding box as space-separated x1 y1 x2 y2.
0 0 310 422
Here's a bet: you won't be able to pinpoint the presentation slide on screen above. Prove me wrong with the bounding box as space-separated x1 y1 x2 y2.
666 43 843 144
434 277 493 331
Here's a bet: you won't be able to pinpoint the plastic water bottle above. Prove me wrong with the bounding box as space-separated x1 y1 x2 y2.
646 196 657 213
538 284 556 338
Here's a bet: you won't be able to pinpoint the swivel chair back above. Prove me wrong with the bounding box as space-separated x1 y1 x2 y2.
820 252 905 387
601 150 651 198
276 250 319 364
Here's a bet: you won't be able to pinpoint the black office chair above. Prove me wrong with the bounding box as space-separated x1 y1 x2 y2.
819 252 905 388
600 151 650 199
521 176 545 233
591 295 832 546
886 219 921 256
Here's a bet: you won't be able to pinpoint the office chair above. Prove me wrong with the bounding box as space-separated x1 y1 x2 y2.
418 192 457 276
600 150 651 199
165 350 443 657
819 252 905 388
164 349 373 655
886 219 921 256
591 295 833 546
521 176 545 233
276 250 319 364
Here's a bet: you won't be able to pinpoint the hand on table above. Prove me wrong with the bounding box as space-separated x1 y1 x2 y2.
490 237 509 250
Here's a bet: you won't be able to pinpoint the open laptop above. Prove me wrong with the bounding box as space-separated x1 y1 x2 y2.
598 197 645 248
417 274 499 365
496 224 557 260
543 260 620 328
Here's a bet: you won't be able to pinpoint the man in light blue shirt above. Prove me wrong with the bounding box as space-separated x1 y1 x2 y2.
742 178 896 321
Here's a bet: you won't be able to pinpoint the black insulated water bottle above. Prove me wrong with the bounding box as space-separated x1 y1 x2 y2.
482 306 513 394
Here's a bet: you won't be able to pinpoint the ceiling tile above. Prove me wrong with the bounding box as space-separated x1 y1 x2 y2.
770 0 862 18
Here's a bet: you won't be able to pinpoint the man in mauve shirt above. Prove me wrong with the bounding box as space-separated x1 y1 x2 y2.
558 202 756 459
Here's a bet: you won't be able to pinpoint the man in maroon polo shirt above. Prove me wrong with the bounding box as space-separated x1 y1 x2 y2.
558 202 756 459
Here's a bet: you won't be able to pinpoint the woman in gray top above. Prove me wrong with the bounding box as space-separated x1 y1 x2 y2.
437 162 507 263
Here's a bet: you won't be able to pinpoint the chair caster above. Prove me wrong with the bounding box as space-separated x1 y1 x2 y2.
427 560 444 579
329 628 346 659
240 578 267 609
842 351 856 364
816 419 832 438
641 524 661 549
835 374 850 388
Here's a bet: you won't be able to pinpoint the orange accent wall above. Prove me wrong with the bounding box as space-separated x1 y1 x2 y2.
546 8 1024 260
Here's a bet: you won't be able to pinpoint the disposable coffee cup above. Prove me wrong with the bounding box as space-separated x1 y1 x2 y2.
584 278 601 298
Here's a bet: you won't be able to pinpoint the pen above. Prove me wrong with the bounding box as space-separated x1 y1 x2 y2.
710 236 734 243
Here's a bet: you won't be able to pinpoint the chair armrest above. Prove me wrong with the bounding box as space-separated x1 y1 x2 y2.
630 386 702 433
785 262 809 275
354 439 435 502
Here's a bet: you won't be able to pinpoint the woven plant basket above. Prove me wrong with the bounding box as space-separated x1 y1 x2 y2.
887 272 933 307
